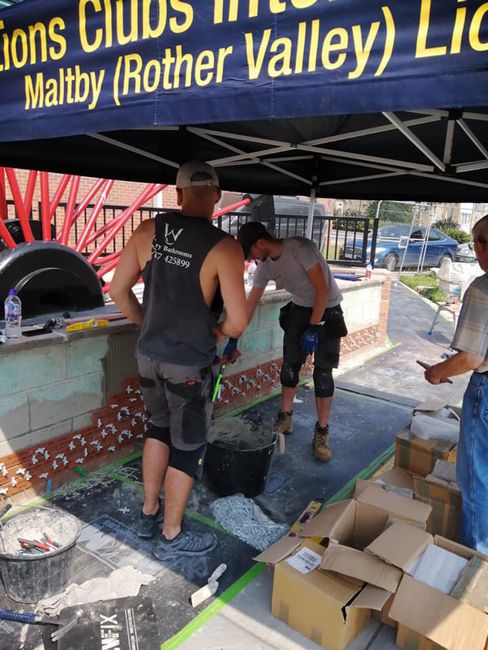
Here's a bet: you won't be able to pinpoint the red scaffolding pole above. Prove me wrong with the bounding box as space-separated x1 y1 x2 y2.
212 197 251 218
40 171 51 241
0 220 16 248
58 176 81 246
5 168 34 243
49 174 71 219
0 168 7 221
23 170 37 223
75 179 114 253
89 184 164 265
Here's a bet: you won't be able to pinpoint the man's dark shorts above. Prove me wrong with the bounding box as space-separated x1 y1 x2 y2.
136 353 216 479
280 302 345 368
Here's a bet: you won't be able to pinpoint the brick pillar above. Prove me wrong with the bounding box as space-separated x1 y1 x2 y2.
376 271 392 346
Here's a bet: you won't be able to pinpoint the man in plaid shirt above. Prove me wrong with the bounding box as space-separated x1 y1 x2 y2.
424 214 488 554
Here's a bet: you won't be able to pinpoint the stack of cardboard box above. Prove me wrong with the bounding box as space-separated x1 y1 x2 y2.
255 401 488 650
392 400 462 542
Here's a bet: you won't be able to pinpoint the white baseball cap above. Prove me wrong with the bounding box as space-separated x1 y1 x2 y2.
176 160 219 189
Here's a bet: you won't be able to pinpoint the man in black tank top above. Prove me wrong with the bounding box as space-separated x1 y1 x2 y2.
111 161 247 559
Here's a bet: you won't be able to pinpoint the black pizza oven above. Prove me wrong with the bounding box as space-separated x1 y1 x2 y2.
0 241 104 318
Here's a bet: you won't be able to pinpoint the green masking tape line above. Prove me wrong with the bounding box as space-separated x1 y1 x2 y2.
325 443 395 505
185 510 227 534
73 467 90 478
161 563 266 650
100 450 142 472
106 468 227 534
160 443 396 650
109 470 143 490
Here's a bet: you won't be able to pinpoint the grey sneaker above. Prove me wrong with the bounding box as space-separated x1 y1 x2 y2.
153 530 217 559
136 500 161 539
274 411 294 435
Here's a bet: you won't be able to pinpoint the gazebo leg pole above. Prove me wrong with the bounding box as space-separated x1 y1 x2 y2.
305 187 316 241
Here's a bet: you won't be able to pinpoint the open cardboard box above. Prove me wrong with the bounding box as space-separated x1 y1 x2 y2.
255 487 432 650
355 467 414 499
265 539 386 650
389 536 488 650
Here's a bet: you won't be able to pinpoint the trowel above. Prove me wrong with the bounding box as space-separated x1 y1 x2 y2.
190 563 227 607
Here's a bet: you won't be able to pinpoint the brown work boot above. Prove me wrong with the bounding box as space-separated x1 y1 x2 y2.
274 411 294 435
313 422 332 462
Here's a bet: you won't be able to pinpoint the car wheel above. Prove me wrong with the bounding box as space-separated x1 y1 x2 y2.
384 253 398 272
440 253 453 265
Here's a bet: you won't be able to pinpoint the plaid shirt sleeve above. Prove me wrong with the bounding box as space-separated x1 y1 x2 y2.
451 275 488 359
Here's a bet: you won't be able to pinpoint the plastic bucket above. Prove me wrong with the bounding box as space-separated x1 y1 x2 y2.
0 508 81 603
205 433 277 497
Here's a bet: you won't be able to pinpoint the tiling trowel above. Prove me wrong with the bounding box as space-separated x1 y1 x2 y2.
190 563 227 607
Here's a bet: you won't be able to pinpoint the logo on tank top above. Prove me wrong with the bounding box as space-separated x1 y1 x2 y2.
164 224 184 246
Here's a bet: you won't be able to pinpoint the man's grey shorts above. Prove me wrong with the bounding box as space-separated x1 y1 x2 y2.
136 352 216 451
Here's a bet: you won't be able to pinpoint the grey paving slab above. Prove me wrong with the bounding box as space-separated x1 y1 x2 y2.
338 283 469 406
179 568 389 650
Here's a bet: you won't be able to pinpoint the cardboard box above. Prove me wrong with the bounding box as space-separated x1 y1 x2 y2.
270 540 381 650
301 486 431 545
389 537 488 650
396 624 445 650
355 467 414 499
414 462 462 542
256 488 432 650
395 428 457 477
450 556 488 612
372 592 396 629
365 522 433 571
320 543 403 593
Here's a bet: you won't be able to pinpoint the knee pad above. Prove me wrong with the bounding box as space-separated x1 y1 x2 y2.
146 425 171 445
280 361 301 388
169 444 207 480
313 366 334 398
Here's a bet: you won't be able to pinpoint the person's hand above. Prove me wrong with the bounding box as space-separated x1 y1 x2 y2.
222 338 240 364
300 325 320 355
424 364 451 385
213 323 226 343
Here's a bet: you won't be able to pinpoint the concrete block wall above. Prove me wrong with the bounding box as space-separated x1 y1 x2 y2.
0 275 390 499
0 336 108 457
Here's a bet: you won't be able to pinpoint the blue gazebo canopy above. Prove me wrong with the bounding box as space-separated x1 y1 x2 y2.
0 0 487 200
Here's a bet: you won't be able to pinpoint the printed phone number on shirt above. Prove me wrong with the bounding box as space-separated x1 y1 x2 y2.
164 254 191 269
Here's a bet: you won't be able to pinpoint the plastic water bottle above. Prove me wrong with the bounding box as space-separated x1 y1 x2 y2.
246 260 257 289
4 289 22 339
365 262 372 279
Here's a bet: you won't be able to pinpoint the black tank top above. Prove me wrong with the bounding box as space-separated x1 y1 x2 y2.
137 212 228 366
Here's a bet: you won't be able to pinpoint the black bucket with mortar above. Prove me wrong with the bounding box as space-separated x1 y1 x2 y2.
205 419 277 497
0 507 81 603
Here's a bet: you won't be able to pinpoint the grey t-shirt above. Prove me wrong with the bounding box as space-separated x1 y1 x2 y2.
252 237 342 308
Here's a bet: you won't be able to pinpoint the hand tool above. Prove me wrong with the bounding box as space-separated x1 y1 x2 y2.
42 532 61 548
416 360 453 384
212 338 238 402
18 538 52 553
0 608 79 643
190 563 227 607
66 318 109 332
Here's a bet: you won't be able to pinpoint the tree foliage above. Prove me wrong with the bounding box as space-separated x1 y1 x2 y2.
367 201 414 224
433 219 471 243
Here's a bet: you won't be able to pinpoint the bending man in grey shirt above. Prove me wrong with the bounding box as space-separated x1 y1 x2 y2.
238 222 347 461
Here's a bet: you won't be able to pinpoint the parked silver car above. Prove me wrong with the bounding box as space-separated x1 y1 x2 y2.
455 242 476 263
